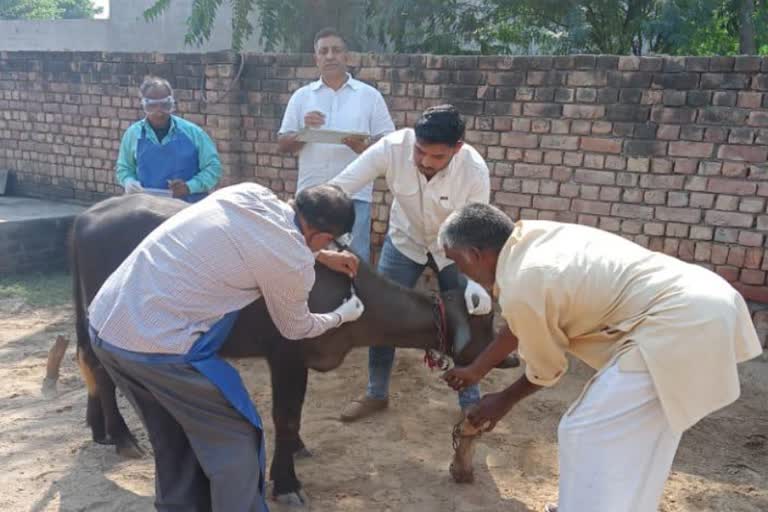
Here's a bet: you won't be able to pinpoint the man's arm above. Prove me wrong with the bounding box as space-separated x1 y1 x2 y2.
115 127 138 186
260 266 341 340
467 375 542 431
186 126 222 194
277 91 305 154
467 161 491 205
329 138 389 196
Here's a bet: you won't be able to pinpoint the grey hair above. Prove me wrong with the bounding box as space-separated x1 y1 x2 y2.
438 203 515 252
139 76 173 97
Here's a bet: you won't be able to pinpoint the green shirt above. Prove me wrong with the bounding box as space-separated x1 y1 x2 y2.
115 115 222 194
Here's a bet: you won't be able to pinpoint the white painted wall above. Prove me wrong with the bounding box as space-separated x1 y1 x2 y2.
0 0 264 52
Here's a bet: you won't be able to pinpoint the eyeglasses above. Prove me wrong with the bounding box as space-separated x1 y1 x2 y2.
141 96 175 114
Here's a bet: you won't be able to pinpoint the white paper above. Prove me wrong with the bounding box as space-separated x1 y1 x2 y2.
142 187 173 197
295 128 369 144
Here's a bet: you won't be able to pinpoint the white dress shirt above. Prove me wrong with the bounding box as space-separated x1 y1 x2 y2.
278 74 395 202
330 128 491 269
89 183 340 355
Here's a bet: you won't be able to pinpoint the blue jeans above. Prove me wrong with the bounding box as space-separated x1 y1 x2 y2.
366 237 481 410
350 200 371 264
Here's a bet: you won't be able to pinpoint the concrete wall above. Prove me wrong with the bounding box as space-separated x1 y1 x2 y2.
0 0 264 53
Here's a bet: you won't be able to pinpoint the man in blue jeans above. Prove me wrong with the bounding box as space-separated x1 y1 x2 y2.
331 104 493 420
277 27 395 262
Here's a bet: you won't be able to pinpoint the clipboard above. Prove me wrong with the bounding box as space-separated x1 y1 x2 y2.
295 128 369 144
142 187 173 197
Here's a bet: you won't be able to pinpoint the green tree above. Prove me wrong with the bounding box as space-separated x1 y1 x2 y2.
145 0 368 52
0 0 101 20
146 0 767 55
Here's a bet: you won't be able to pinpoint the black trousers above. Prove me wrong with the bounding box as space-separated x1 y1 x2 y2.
93 343 266 512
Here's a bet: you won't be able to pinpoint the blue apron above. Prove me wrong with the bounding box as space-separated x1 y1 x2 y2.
137 123 206 203
90 311 267 509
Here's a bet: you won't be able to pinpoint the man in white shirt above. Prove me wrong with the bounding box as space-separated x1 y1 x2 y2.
439 203 761 512
278 27 395 264
89 183 365 511
330 105 493 421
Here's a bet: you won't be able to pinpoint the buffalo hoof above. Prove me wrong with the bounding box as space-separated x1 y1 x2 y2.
273 489 309 507
116 437 145 459
93 435 116 446
41 377 58 398
449 461 475 484
293 447 313 459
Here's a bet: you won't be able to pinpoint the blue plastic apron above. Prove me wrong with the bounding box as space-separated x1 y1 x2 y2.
137 122 206 203
90 311 267 509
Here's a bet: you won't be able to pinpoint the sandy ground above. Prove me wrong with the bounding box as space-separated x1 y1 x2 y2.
1 299 767 512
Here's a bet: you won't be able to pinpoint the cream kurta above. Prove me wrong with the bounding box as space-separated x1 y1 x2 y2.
496 220 762 433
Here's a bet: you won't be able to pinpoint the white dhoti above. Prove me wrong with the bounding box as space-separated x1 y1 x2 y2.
557 363 682 512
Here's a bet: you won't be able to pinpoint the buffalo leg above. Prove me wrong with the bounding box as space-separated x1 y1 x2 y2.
96 366 144 458
77 346 108 444
268 349 309 502
450 418 482 484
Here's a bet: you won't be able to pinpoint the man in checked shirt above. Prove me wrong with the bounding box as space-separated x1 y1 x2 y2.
88 183 365 512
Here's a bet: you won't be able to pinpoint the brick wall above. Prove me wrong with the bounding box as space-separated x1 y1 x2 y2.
1 51 767 307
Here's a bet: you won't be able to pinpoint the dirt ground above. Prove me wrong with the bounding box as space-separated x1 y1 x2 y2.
1 298 767 512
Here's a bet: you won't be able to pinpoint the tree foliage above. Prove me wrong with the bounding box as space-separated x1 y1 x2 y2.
0 0 101 20
145 0 767 55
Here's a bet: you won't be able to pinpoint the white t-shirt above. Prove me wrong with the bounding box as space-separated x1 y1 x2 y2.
331 128 491 269
278 74 395 202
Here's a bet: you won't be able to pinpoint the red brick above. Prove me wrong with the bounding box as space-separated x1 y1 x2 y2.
540 135 580 150
501 132 539 148
523 103 562 117
694 241 712 262
748 111 768 127
690 226 714 240
678 240 695 261
722 162 749 177
563 104 606 119
656 125 681 140
668 141 714 158
737 92 763 108
716 266 741 283
739 231 765 247
495 192 532 207
552 166 574 181
611 203 654 220
662 238 680 256
533 196 571 211
568 70 608 86
571 199 611 215
734 283 768 303
580 137 622 154
717 145 768 163
574 169 616 185
655 207 702 223
705 210 755 228
727 247 747 266
706 178 757 195
639 175 685 189
740 269 766 285
711 244 729 264
514 163 551 178
746 247 764 269
673 158 699 175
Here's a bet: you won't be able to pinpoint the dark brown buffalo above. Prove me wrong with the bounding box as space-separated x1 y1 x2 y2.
71 193 508 504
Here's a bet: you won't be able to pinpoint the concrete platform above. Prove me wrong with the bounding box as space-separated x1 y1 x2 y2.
0 196 87 275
